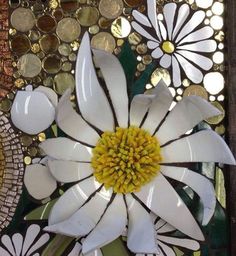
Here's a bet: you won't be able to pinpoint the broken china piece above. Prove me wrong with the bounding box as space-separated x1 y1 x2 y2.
11 85 57 135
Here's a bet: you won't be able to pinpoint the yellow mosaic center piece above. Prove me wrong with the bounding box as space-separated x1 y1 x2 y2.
92 126 162 194
162 41 175 54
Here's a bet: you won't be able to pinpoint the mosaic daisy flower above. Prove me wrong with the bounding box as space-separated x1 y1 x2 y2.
34 32 234 255
132 0 217 86
0 224 50 256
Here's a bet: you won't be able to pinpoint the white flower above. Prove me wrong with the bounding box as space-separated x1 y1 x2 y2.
25 32 235 255
132 1 217 87
0 224 50 256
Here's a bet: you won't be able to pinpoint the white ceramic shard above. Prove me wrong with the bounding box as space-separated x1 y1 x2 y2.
11 90 55 135
24 164 57 200
75 32 114 132
135 174 205 241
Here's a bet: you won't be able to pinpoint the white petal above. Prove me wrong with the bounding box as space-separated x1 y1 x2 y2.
12 234 23 256
22 225 40 255
172 4 190 39
75 32 114 131
45 187 112 237
24 164 57 200
177 50 213 71
156 95 221 145
56 90 100 146
162 130 236 165
1 235 16 255
161 166 216 225
40 137 92 162
82 194 127 254
158 235 200 251
156 220 175 234
35 86 58 107
177 40 217 53
147 0 162 41
26 234 50 256
151 47 164 59
178 26 214 45
147 41 159 50
160 54 171 68
135 174 204 240
132 10 152 27
163 3 177 40
49 177 99 225
175 10 205 43
132 22 159 42
68 242 82 256
11 90 55 135
129 95 152 127
93 49 128 128
48 160 93 183
142 80 173 135
172 56 182 87
158 241 175 256
174 53 203 83
159 21 167 41
126 194 158 254
0 247 11 256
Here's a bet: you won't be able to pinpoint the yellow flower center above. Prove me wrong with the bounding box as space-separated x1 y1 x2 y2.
91 126 162 194
162 41 175 54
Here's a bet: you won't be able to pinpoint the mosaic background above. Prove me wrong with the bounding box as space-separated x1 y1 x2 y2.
0 0 230 255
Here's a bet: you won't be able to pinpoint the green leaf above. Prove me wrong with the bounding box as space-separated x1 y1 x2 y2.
118 42 137 95
42 235 74 256
25 199 58 220
131 63 156 98
101 237 131 256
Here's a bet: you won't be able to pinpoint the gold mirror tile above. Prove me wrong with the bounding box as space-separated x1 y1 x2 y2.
91 32 116 53
76 7 99 26
42 54 62 74
39 34 60 53
99 0 124 20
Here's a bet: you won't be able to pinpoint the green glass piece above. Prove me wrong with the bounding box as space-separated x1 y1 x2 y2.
174 246 184 256
51 124 58 137
25 199 57 220
131 63 155 98
42 235 74 256
118 41 137 95
215 167 226 208
101 237 131 256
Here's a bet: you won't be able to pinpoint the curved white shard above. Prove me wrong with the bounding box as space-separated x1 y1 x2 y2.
56 90 100 146
75 32 114 132
135 174 205 241
162 130 236 165
39 137 92 162
161 166 216 225
82 195 127 254
93 49 129 128
156 95 221 145
48 160 93 183
126 194 158 254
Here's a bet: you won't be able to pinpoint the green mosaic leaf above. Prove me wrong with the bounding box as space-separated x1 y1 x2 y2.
25 199 58 220
101 237 131 256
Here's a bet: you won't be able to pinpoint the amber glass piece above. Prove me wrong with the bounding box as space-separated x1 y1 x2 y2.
76 7 99 26
10 35 31 55
52 8 64 21
98 17 113 29
42 54 62 74
37 14 57 33
60 0 79 12
124 0 144 7
39 34 60 53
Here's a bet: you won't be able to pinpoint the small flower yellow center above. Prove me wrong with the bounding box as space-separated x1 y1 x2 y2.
91 126 162 194
162 41 175 54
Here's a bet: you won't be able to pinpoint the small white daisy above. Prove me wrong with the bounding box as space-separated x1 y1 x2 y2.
132 0 217 86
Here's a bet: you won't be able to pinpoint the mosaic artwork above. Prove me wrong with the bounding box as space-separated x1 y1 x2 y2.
0 0 232 255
